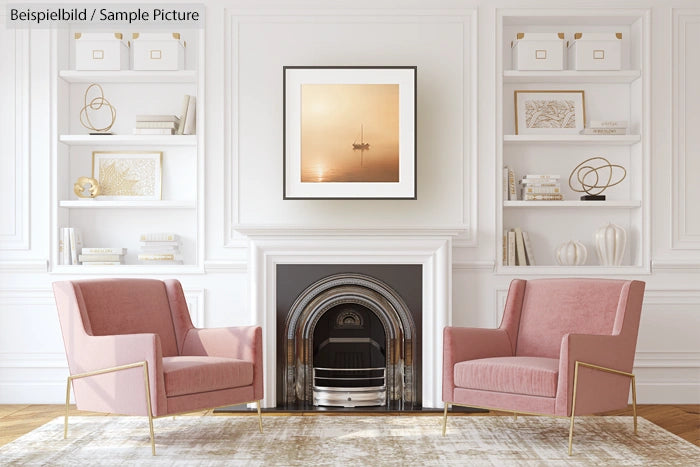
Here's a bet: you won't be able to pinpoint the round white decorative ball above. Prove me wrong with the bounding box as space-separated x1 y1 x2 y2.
556 240 588 266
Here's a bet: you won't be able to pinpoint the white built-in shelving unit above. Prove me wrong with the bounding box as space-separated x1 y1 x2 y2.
496 9 650 273
50 29 205 272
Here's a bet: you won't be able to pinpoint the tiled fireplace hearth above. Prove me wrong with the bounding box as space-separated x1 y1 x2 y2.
240 228 458 408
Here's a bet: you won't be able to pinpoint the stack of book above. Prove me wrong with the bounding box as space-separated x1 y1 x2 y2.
519 174 563 201
138 233 183 265
79 247 126 265
503 166 518 200
134 115 180 135
503 227 535 266
581 120 628 135
59 227 83 265
177 95 196 135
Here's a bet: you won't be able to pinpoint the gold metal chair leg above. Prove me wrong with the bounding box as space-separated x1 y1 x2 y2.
142 362 156 456
442 403 448 436
631 374 638 435
64 377 72 439
256 400 263 433
568 361 581 456
513 411 518 420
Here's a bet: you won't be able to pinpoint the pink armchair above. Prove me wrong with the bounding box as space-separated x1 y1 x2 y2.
442 278 645 455
53 278 263 455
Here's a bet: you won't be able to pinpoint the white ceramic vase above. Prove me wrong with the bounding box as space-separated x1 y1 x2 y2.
555 240 587 266
595 222 627 266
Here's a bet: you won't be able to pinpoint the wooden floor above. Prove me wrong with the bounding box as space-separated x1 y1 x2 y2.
0 404 697 448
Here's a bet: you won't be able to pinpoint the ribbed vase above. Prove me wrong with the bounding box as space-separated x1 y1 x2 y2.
555 240 587 266
595 222 627 266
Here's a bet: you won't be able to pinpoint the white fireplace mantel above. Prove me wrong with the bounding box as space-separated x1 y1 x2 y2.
238 226 463 408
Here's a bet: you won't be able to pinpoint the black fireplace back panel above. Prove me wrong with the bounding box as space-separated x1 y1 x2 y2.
276 264 422 407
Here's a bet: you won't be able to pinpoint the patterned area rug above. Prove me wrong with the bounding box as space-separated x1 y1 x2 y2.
1 415 698 466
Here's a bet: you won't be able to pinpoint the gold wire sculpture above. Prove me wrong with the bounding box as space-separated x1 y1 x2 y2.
79 83 116 133
568 156 626 198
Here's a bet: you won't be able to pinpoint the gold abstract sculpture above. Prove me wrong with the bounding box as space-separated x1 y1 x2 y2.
568 156 626 200
73 176 101 198
79 83 116 134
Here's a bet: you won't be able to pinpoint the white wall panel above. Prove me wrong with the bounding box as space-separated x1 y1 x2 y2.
672 9 700 249
0 11 30 250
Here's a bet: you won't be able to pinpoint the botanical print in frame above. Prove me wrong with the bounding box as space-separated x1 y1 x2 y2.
284 66 416 199
514 90 585 135
92 151 163 200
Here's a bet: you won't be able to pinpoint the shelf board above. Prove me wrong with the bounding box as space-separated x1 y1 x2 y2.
51 264 203 275
496 265 649 275
59 70 197 83
504 134 641 145
59 200 196 209
504 200 641 208
503 70 641 84
59 134 197 146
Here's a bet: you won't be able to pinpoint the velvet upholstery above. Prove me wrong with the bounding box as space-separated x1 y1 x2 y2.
53 278 263 418
443 278 645 418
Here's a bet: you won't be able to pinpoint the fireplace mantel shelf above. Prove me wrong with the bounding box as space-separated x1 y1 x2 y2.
233 225 468 238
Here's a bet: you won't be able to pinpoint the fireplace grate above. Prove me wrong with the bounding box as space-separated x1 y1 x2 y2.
312 367 386 407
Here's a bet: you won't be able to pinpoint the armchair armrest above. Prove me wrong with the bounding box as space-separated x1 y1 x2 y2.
70 333 166 416
556 333 636 416
182 326 263 400
442 327 513 402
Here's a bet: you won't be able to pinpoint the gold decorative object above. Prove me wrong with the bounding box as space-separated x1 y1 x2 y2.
568 156 626 200
73 176 101 198
92 151 162 200
79 83 116 134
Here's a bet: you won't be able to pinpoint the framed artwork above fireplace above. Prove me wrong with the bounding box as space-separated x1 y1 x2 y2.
283 66 417 199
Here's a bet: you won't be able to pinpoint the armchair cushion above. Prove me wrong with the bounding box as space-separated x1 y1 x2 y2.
454 356 559 398
162 356 254 397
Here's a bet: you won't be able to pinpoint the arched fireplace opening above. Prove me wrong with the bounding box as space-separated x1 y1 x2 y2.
281 272 418 409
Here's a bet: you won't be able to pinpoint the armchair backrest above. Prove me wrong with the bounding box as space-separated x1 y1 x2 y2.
54 278 194 359
511 278 637 359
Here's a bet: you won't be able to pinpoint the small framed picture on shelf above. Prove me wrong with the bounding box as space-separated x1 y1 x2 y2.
92 151 163 200
514 90 585 135
283 66 417 199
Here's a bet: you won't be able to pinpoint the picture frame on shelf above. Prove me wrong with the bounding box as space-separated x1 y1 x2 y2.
283 66 417 199
92 151 163 200
514 90 585 135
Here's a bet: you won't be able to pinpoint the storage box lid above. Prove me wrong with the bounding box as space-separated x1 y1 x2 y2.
571 32 622 42
132 32 185 47
512 32 565 47
74 32 127 43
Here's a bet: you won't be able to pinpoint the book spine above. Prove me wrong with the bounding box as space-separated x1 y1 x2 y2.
177 95 190 135
79 254 122 262
580 128 627 135
69 228 79 265
503 229 508 266
140 233 178 242
588 120 628 128
508 167 517 200
81 248 126 254
507 230 516 266
514 227 526 266
81 261 123 265
62 228 71 265
133 128 175 135
183 95 196 135
135 115 180 123
522 231 536 266
503 167 509 202
135 121 178 129
138 254 182 261
523 193 564 201
522 186 561 194
522 174 561 180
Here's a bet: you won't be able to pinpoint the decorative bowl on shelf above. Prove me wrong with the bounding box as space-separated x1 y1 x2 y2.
555 240 587 266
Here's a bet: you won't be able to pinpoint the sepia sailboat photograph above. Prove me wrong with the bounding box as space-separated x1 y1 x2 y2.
300 83 400 183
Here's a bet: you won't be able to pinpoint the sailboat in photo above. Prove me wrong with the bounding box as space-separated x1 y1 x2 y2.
352 124 370 150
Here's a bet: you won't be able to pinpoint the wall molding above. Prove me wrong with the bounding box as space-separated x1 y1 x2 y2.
672 9 700 250
224 7 477 246
0 260 48 273
0 13 30 251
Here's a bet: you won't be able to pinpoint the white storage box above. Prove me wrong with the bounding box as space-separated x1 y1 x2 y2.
568 33 622 70
74 33 129 71
511 33 565 71
132 33 185 71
